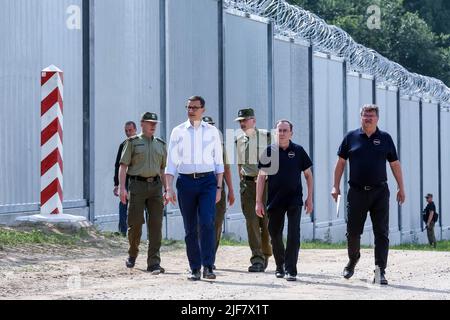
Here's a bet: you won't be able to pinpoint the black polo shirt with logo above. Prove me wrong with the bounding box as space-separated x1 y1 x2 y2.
338 127 398 187
258 141 312 210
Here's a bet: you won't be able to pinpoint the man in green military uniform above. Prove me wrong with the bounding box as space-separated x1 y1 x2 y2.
202 116 236 269
235 108 272 272
119 112 167 275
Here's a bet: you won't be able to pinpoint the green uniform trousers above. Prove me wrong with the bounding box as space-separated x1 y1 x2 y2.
215 188 227 254
426 221 437 247
127 179 164 267
240 179 272 265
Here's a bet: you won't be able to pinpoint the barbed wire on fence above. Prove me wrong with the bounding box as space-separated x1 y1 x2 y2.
224 0 450 104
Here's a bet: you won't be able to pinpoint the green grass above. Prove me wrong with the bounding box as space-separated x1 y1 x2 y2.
219 238 450 251
0 228 80 246
391 241 450 251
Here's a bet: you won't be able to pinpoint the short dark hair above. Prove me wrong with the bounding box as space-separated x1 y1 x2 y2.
188 95 205 108
125 121 137 129
276 119 293 131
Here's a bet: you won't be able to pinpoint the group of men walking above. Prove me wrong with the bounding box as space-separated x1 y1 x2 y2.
114 96 406 285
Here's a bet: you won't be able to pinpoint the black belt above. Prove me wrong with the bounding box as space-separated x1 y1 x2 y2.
243 176 257 182
180 171 214 179
129 175 159 182
349 181 387 191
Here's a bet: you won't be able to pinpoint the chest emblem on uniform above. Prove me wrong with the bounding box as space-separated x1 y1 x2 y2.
373 139 381 146
288 151 295 158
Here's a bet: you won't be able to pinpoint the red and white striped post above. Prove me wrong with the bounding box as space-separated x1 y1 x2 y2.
40 65 64 215
16 65 86 223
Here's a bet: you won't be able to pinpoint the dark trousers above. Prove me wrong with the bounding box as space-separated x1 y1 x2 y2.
268 205 301 276
118 201 128 236
346 185 390 270
177 174 217 271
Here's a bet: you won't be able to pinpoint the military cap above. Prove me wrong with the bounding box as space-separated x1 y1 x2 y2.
234 108 255 121
141 112 160 123
202 116 215 125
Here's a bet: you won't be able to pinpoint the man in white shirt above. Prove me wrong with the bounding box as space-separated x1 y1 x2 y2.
165 96 224 281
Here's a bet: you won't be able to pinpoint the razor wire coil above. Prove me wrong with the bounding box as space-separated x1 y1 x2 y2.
224 0 450 104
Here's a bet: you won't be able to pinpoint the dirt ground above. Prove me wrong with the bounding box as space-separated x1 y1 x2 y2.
1 228 449 300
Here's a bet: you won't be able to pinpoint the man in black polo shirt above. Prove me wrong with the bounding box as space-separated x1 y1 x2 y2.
331 104 405 285
256 120 313 281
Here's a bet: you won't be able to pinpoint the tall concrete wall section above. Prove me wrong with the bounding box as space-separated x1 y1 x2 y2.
165 0 220 240
273 37 312 239
223 11 270 241
440 109 450 239
421 101 440 239
312 54 346 242
94 0 161 227
0 0 84 218
399 97 421 242
376 86 400 244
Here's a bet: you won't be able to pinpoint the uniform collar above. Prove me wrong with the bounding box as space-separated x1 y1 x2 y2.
278 140 293 151
139 133 154 141
358 127 380 137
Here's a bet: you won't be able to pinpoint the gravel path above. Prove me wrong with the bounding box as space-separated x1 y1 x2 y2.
1 244 449 300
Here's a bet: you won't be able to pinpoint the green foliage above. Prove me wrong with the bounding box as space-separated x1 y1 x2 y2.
289 0 450 87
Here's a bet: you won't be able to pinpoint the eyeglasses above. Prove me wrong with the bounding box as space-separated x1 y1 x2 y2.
186 106 203 111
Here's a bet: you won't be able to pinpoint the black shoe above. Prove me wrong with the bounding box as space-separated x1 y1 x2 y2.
248 262 265 272
125 256 136 268
187 269 201 281
285 273 297 281
212 264 216 270
147 264 165 275
203 267 216 280
343 254 360 279
275 267 285 278
373 270 389 285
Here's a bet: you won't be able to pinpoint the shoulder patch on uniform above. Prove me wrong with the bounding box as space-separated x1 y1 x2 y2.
155 137 166 145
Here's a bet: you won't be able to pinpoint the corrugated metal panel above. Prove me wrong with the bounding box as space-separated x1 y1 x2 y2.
440 110 450 228
94 0 161 219
422 102 439 212
273 38 311 222
376 87 400 239
400 97 421 238
166 0 219 133
346 74 373 130
313 55 345 229
224 12 269 222
164 0 219 234
0 0 83 212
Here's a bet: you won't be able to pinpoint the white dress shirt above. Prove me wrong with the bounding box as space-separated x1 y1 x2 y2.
165 120 224 176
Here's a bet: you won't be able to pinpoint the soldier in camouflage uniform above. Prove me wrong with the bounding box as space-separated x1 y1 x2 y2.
119 112 167 275
235 108 272 272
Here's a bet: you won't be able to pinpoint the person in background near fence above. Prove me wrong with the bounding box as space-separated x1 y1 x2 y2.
423 193 437 248
202 116 235 270
114 121 137 237
165 96 224 281
119 112 167 275
331 104 406 285
235 108 273 273
256 120 313 281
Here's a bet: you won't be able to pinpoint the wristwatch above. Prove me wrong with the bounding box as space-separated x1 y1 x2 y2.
217 186 222 189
